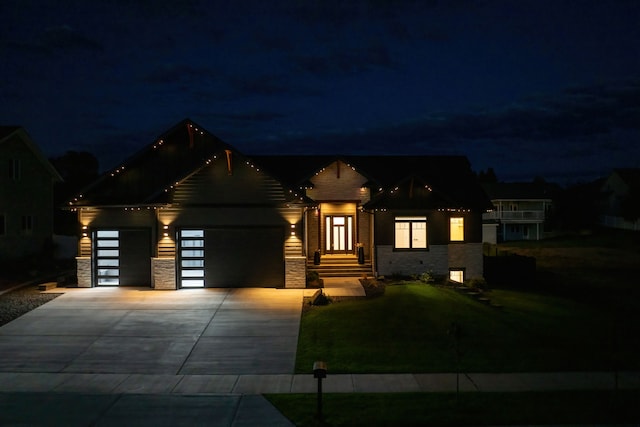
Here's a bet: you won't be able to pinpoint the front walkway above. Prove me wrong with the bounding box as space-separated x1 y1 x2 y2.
0 371 638 394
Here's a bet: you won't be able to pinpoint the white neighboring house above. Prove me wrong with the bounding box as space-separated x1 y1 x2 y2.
482 182 555 242
600 169 640 231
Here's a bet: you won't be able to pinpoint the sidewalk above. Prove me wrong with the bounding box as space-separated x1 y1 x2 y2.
0 371 638 394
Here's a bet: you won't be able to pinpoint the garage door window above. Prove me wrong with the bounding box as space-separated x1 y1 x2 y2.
95 230 119 285
180 229 205 287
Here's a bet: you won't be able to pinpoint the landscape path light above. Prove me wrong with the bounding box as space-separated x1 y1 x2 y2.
313 360 327 421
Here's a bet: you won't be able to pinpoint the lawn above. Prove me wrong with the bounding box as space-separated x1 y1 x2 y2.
497 228 640 296
296 283 640 373
267 390 640 426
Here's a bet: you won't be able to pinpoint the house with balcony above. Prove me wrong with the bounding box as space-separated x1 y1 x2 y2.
0 126 63 259
482 182 555 241
69 119 492 289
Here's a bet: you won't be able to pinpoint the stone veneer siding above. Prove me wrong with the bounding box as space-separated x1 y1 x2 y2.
152 258 177 290
76 257 92 287
448 243 483 279
285 256 306 288
376 245 449 277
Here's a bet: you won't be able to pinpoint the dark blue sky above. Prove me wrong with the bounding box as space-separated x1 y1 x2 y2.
2 0 639 183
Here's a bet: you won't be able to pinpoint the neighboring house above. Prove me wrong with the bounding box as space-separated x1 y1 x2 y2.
600 168 640 231
69 119 492 289
0 126 63 259
481 182 555 241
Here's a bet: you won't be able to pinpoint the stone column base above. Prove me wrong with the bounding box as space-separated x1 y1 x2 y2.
152 258 177 290
76 257 92 287
285 256 306 288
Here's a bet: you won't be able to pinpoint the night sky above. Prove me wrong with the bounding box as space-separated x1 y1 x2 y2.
2 0 639 183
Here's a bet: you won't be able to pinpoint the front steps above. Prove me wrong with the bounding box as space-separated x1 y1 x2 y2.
307 255 373 278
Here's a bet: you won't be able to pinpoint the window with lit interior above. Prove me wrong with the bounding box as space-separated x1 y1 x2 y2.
394 216 427 249
450 217 464 242
179 229 205 287
449 269 464 283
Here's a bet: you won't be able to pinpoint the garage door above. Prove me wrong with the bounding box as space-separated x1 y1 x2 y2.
95 229 151 286
178 227 284 288
205 228 284 287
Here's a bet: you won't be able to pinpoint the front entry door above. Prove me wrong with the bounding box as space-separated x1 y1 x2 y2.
325 216 353 254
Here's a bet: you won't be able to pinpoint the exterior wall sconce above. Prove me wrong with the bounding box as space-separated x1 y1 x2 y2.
290 224 296 235
163 225 169 237
81 225 88 237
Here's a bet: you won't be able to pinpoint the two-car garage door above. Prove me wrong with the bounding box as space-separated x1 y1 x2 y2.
179 227 284 288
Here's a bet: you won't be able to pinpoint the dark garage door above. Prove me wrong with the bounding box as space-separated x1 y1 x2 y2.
205 227 284 287
119 229 151 286
95 229 151 286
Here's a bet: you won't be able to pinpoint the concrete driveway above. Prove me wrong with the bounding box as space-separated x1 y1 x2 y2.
0 287 303 376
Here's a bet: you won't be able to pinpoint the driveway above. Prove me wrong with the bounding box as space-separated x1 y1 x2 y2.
0 287 303 375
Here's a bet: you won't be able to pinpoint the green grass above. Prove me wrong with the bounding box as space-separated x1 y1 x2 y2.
267 391 640 426
296 283 640 373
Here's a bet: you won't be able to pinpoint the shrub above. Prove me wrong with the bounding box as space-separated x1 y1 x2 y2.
465 276 488 290
360 278 386 298
419 270 436 284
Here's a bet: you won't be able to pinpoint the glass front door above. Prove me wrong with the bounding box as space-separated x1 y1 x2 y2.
325 216 353 254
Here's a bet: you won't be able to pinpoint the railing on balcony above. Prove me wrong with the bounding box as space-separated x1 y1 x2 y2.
483 210 545 221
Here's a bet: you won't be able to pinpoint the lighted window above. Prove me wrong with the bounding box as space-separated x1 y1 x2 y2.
95 230 119 285
179 229 205 288
450 217 464 242
449 269 464 283
21 215 33 234
395 217 427 249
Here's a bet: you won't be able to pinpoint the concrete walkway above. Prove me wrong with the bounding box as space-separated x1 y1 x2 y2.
0 371 638 394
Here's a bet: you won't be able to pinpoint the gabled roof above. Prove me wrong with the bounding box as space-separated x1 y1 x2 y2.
612 168 640 191
365 174 456 210
355 156 492 211
481 182 557 201
70 119 491 210
253 155 492 211
0 126 62 181
70 119 308 207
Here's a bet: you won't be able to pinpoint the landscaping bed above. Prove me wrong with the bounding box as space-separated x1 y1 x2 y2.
0 285 62 327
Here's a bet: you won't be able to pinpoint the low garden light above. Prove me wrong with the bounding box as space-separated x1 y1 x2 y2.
313 361 327 421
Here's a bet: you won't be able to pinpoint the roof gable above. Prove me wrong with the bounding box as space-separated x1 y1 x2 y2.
71 119 234 206
71 119 305 207
365 175 455 210
0 126 62 181
71 120 491 210
612 168 640 192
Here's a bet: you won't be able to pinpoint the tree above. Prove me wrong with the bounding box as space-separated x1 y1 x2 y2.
50 151 100 234
477 167 498 183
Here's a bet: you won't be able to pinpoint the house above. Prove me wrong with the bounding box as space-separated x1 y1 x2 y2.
0 126 63 259
69 119 492 289
481 182 555 241
600 168 640 231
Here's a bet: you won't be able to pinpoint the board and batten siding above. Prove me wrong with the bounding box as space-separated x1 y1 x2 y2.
306 160 370 203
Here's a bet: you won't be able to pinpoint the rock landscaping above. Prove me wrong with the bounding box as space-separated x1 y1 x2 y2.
0 285 61 327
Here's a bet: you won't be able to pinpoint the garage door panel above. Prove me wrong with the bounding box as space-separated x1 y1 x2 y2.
205 228 284 287
119 229 151 286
